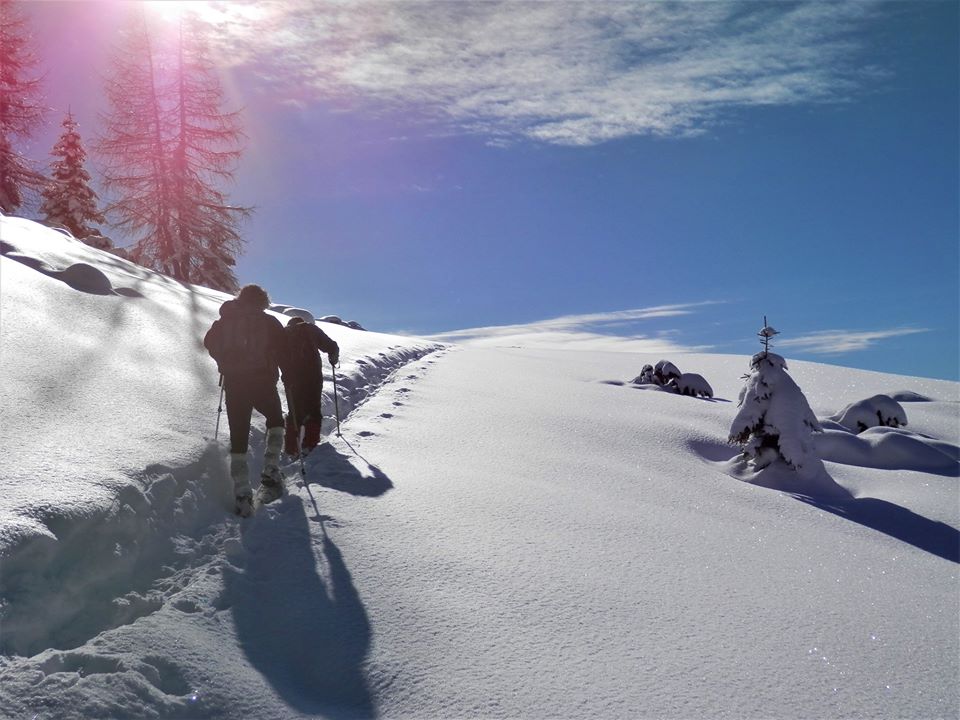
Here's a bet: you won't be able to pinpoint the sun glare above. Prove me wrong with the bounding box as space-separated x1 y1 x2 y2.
143 1 221 23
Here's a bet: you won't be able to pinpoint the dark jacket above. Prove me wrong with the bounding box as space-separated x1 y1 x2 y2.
283 322 339 389
204 299 288 381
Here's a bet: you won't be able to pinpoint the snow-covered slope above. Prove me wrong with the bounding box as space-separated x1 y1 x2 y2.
1 216 957 719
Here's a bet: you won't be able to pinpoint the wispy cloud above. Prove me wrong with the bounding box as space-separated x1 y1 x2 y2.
202 0 889 145
430 302 718 352
778 328 929 354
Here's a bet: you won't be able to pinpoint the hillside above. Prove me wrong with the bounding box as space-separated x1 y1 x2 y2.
1 216 958 719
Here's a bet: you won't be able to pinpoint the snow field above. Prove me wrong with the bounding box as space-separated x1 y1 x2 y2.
1 216 958 718
299 347 959 719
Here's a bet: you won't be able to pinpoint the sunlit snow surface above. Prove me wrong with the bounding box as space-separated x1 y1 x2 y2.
1 216 957 719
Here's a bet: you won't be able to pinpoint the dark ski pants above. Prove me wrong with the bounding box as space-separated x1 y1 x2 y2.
284 379 324 453
286 379 323 428
224 373 284 454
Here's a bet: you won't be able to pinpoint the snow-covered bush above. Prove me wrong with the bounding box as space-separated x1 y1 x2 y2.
631 360 713 397
632 359 680 387
632 360 713 398
729 350 822 479
630 365 659 385
633 364 656 384
675 372 713 399
832 394 907 433
655 360 680 384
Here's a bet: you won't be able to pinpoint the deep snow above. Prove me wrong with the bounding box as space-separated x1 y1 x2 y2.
1 216 958 719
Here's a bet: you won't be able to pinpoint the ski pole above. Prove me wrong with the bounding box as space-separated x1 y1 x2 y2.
284 384 306 477
331 364 342 437
214 374 224 439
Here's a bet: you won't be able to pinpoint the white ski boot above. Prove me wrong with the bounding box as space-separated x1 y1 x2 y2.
257 426 286 506
230 452 254 517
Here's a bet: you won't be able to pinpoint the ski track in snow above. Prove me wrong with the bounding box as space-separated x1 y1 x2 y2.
0 343 446 720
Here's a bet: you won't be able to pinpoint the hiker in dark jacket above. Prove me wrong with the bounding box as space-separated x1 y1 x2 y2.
204 284 289 516
282 316 339 455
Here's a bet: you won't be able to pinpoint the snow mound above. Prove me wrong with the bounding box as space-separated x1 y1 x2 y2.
817 426 959 475
281 306 315 324
888 390 933 402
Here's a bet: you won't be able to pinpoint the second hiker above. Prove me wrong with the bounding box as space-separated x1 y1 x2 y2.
283 316 339 456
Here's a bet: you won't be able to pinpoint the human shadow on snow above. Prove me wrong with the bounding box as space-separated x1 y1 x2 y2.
223 499 376 718
304 442 394 498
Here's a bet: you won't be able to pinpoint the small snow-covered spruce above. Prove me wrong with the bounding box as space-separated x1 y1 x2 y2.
631 360 713 398
833 394 908 434
728 320 822 478
40 111 107 243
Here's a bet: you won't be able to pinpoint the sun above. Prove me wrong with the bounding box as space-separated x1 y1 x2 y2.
143 1 222 23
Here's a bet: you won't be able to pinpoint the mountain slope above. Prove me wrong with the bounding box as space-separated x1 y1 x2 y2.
1 216 957 719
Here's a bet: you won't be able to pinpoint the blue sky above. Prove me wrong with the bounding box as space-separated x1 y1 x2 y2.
23 1 960 379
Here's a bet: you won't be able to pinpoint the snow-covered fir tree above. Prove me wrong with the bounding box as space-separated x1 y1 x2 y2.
0 0 46 213
728 321 822 479
40 112 107 243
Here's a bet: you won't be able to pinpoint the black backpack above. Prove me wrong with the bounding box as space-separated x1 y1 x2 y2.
208 310 273 375
287 323 320 376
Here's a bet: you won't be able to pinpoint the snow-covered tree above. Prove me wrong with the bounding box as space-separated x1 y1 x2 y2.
0 0 46 213
833 394 908 433
728 322 822 478
40 111 107 242
632 360 713 398
632 360 681 387
96 9 249 291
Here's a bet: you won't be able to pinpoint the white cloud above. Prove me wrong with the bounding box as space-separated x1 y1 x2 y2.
429 303 718 352
204 0 889 145
778 328 929 355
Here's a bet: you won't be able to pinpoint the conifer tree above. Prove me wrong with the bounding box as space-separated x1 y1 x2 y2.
40 111 106 241
96 9 249 291
0 0 46 213
728 318 823 479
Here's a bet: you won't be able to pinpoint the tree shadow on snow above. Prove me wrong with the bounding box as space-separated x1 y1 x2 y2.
222 499 376 718
690 440 960 564
797 495 960 564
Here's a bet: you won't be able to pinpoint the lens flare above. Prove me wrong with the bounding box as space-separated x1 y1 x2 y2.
143 1 218 23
